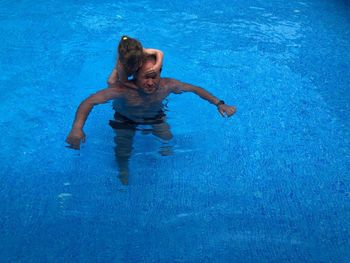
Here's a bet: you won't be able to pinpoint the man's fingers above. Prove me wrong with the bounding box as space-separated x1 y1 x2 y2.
218 106 236 118
231 107 237 116
227 109 234 117
65 144 80 150
65 138 80 150
66 138 75 145
226 107 236 117
65 136 82 150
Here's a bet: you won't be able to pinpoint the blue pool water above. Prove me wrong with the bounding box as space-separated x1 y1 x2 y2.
1 0 350 262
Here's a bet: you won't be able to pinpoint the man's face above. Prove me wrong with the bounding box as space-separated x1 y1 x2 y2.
135 59 160 94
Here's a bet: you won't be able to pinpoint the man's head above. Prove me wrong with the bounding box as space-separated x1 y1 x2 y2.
134 55 161 94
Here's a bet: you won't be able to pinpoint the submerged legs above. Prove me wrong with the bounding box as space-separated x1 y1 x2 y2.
113 120 173 184
114 128 135 185
152 122 174 156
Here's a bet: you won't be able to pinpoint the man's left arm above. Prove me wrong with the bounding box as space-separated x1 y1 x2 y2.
166 79 236 117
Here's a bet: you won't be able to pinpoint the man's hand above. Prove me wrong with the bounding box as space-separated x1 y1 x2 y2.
66 128 86 150
218 104 236 117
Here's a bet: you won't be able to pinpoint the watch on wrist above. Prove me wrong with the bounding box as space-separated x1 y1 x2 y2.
216 100 225 107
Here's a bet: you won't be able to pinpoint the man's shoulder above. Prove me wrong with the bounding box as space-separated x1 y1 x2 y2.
160 78 182 94
108 82 131 92
160 77 180 87
104 82 130 98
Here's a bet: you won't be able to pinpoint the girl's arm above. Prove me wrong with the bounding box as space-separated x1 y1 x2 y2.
107 60 128 87
107 68 119 87
107 59 120 87
143 48 164 72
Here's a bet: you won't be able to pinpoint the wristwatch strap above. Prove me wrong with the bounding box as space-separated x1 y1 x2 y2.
216 100 225 106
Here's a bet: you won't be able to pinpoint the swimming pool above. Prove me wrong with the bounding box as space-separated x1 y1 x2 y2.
1 0 349 262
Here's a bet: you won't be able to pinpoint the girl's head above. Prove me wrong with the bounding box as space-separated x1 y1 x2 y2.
118 36 143 75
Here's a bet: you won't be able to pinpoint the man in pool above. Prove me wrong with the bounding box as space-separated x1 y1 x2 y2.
66 55 236 183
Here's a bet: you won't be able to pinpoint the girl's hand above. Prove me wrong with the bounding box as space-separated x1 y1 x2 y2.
147 65 161 74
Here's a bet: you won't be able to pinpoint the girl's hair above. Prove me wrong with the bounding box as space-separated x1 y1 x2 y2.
118 35 143 75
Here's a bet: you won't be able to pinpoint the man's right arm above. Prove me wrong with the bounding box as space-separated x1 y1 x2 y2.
66 88 122 149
